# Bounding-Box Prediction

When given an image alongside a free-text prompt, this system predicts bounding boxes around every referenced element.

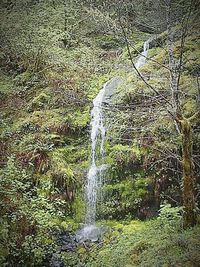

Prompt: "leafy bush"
[86,208,200,267]
[0,157,69,266]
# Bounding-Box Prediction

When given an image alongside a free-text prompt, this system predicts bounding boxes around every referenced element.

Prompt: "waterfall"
[135,40,150,69]
[85,77,122,226]
[85,81,107,225]
[76,39,149,242]
[76,77,122,242]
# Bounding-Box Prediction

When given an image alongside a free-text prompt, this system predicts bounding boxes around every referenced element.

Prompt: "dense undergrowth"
[85,206,200,267]
[0,0,200,266]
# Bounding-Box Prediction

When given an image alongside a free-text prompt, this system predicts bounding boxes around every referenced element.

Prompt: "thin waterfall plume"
[76,77,122,242]
[85,81,107,225]
[135,40,150,69]
[76,38,149,242]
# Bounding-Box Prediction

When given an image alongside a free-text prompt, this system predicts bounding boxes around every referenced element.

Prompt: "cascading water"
[76,40,150,242]
[135,40,150,69]
[76,77,122,242]
[85,81,107,226]
[85,77,123,224]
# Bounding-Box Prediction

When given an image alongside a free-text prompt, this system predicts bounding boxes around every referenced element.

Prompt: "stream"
[76,38,150,243]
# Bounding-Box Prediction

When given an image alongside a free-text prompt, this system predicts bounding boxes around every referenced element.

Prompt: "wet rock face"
[48,230,76,267]
[135,22,156,34]
[57,231,76,252]
[75,225,107,243]
[48,227,106,267]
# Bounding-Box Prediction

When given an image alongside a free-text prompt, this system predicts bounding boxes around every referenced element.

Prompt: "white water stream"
[85,81,107,225]
[76,77,121,242]
[135,40,150,69]
[76,39,150,242]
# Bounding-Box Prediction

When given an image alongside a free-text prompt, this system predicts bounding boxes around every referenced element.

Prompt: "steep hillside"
[0,0,200,266]
[98,21,200,221]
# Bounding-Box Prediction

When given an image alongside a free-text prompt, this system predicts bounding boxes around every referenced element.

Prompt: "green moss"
[1,5,199,266]
[151,49,166,64]
[51,149,73,172]
[30,92,50,111]
[149,30,167,48]
[0,72,14,94]
[120,31,150,62]
[148,47,163,58]
[13,71,32,86]
[86,216,200,267]
[13,107,90,137]
[52,145,89,165]
[87,74,111,100]
[72,196,85,223]
[99,172,149,220]
[183,99,196,117]
[96,34,123,50]
[69,108,90,128]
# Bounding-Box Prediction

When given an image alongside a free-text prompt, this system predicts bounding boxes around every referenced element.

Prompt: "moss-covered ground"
[0,1,200,266]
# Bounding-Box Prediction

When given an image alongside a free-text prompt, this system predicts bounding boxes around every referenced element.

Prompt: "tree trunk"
[180,118,197,228]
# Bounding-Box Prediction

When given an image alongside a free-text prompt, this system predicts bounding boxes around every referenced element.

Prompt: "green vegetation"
[0,0,200,266]
[86,206,200,267]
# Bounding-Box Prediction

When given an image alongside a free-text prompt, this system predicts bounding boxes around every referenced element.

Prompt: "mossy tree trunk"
[166,0,197,228]
[180,118,197,228]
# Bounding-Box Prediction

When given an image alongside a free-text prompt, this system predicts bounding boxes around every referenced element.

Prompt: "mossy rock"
[0,72,14,94]
[29,92,50,111]
[13,71,32,86]
[149,31,167,48]
[148,47,163,59]
[97,34,123,50]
